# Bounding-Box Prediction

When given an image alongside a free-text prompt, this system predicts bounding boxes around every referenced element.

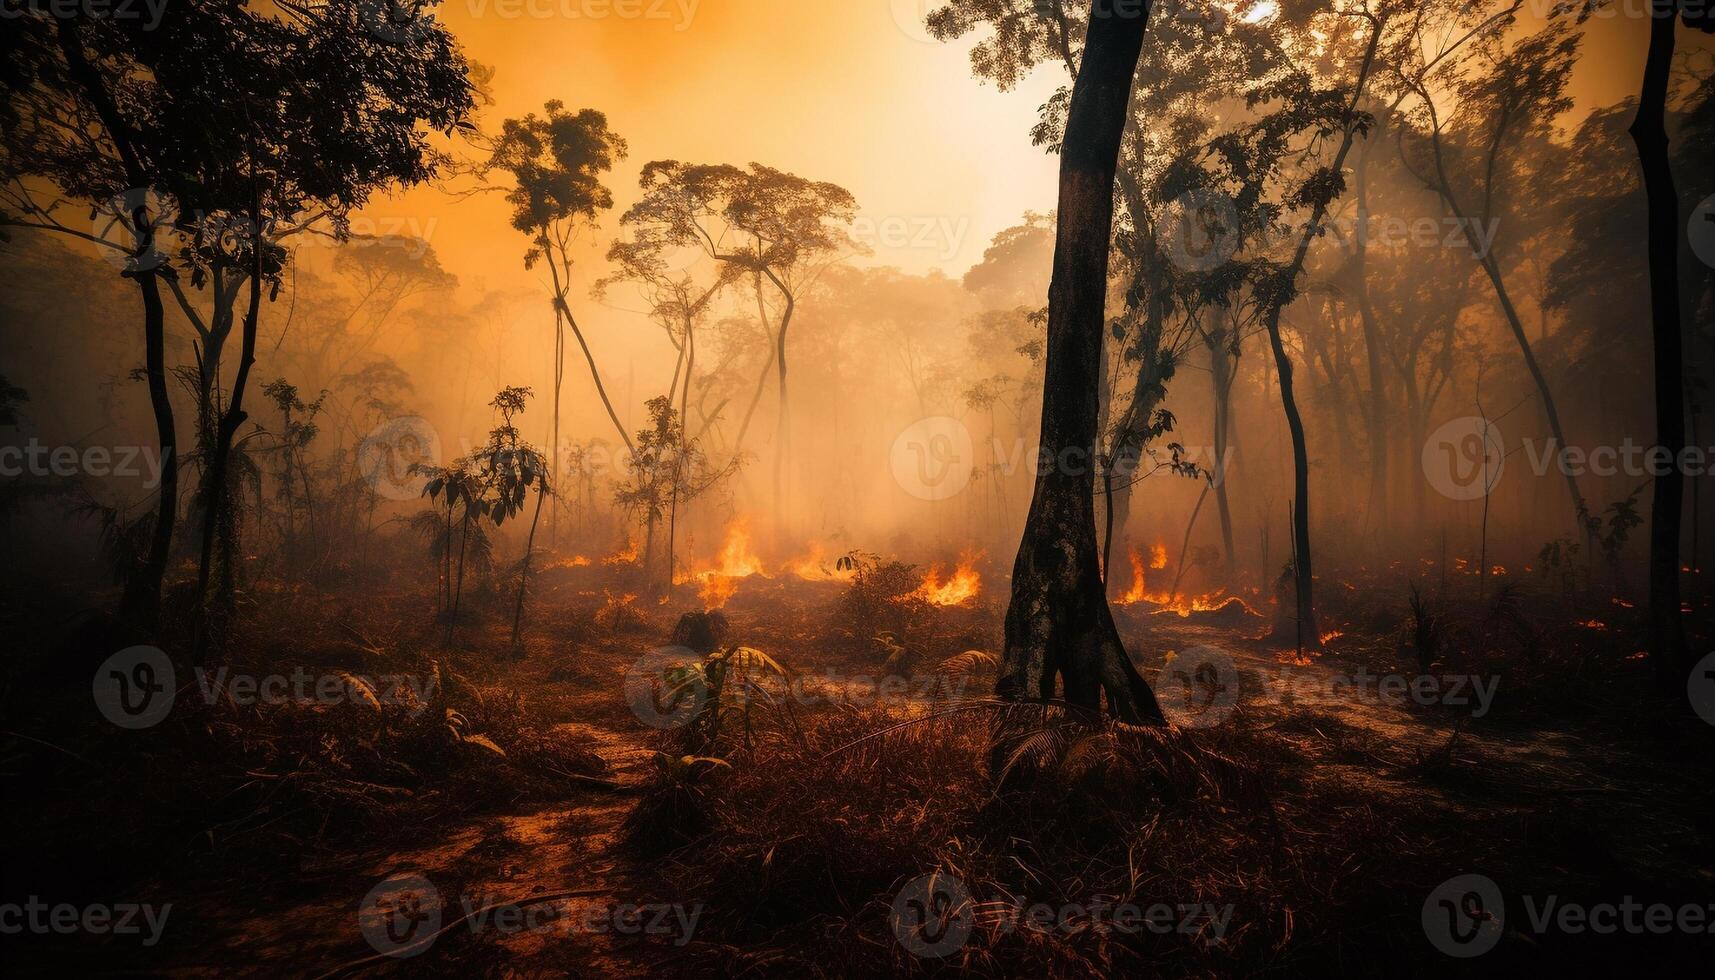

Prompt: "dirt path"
[171,716,664,978]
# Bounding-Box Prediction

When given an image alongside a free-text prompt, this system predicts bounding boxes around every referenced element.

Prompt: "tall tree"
[616,161,855,537]
[1,2,471,635]
[488,102,631,540]
[1629,2,1711,685]
[996,0,1164,724]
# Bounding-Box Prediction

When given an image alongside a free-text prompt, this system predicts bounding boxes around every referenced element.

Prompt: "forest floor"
[4,553,1715,977]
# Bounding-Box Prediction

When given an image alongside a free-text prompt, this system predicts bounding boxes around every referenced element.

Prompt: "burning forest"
[2,1,1714,977]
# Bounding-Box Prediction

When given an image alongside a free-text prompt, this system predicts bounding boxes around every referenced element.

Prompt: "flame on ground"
[681,522,766,610]
[915,553,982,606]
[545,554,592,570]
[1113,543,1246,617]
[782,542,854,582]
[603,540,639,566]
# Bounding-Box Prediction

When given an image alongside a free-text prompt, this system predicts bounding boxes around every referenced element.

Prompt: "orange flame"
[782,542,854,582]
[603,539,639,566]
[1112,543,1243,617]
[915,552,982,606]
[682,522,766,610]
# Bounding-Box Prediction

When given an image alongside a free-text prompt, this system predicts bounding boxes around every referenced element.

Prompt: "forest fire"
[914,554,982,606]
[5,3,1709,977]
[1111,544,1257,618]
[781,542,854,582]
[684,523,766,610]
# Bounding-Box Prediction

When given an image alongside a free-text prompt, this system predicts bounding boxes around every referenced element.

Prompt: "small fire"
[782,542,853,582]
[682,522,766,610]
[1112,543,1243,617]
[1319,629,1345,645]
[603,539,639,566]
[1576,619,1608,631]
[546,554,592,570]
[916,552,982,606]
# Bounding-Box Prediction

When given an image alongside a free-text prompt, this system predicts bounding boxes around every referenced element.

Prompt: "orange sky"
[381,0,1062,293]
[334,1,1689,438]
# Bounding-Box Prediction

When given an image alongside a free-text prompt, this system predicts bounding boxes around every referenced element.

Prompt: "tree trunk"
[192,199,264,665]
[1354,139,1389,535]
[997,0,1164,726]
[1255,13,1384,651]
[511,482,547,650]
[1629,0,1687,685]
[56,20,178,631]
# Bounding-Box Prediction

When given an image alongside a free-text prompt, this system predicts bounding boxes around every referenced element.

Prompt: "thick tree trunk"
[998,0,1163,725]
[1629,1,1687,684]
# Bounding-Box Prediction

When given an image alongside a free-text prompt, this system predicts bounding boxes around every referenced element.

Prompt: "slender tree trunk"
[1208,328,1237,576]
[1257,13,1384,650]
[447,510,472,644]
[666,314,695,599]
[193,197,265,665]
[1629,0,1688,684]
[511,482,547,650]
[1354,139,1389,535]
[998,0,1164,726]
[57,20,178,630]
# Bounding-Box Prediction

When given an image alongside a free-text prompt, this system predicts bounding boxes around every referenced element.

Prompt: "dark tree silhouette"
[996,0,1164,725]
[1630,2,1712,685]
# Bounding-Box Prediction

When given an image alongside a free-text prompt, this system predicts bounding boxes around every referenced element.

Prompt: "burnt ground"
[3,556,1714,977]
